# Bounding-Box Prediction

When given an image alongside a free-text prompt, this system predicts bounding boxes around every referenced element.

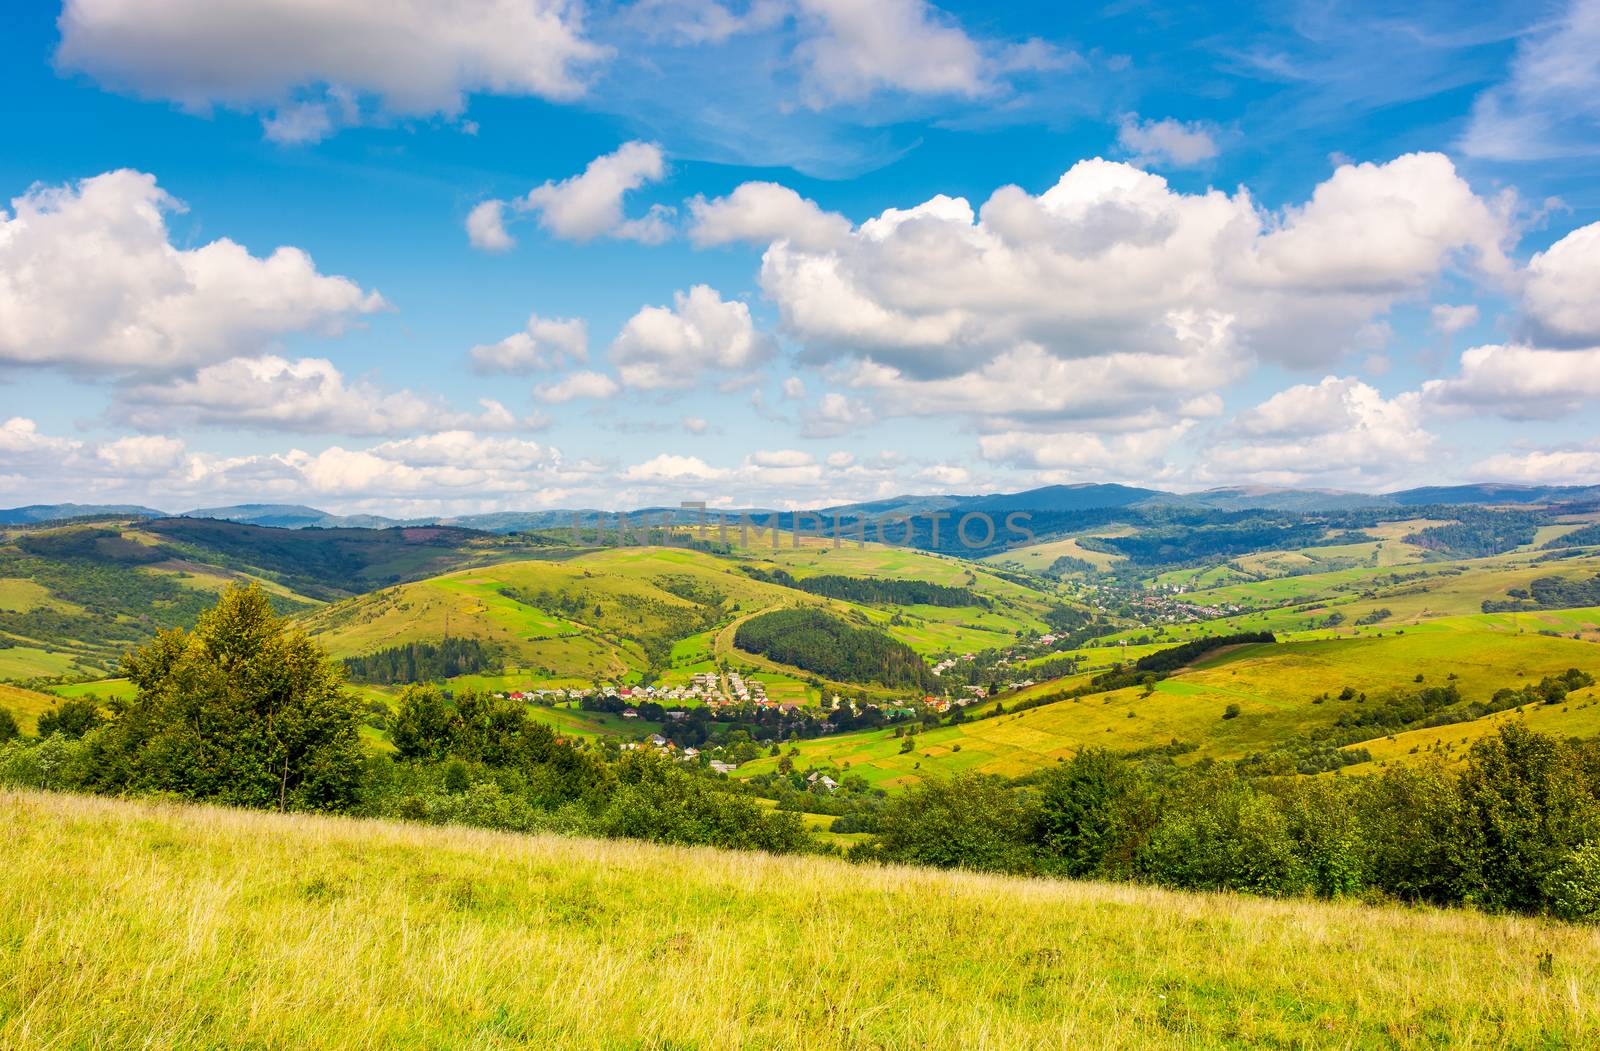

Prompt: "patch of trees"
[741,566,979,607]
[1354,608,1392,625]
[1045,556,1098,577]
[861,727,1600,918]
[1483,573,1600,613]
[1133,632,1276,675]
[342,638,499,684]
[1543,523,1600,550]
[735,608,934,690]
[1403,514,1538,558]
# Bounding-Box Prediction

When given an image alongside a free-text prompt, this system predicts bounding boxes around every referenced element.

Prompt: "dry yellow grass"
[4,790,1599,1048]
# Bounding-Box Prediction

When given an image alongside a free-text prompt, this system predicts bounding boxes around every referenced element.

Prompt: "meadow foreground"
[4,790,1598,1050]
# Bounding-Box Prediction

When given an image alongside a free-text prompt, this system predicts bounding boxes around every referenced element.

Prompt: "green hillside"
[4,790,1594,1050]
[737,613,1600,788]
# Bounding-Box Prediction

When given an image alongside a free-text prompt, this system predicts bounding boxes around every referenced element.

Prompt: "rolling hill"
[4,789,1594,1050]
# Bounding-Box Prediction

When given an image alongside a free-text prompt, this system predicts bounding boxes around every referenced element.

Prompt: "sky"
[2,0,1599,516]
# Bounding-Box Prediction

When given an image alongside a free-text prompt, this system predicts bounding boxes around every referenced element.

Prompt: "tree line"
[733,607,935,690]
[863,730,1600,919]
[741,566,980,608]
[342,637,499,684]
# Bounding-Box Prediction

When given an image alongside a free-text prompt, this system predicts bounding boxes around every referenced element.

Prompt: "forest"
[733,607,936,690]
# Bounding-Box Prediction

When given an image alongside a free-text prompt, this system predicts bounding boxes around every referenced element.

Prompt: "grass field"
[0,684,60,735]
[3,790,1597,1049]
[741,616,1600,788]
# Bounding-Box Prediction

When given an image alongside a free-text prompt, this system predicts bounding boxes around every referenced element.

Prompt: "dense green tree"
[0,706,19,744]
[872,774,1040,873]
[1454,725,1600,913]
[1032,749,1149,878]
[88,583,366,811]
[388,684,457,762]
[37,698,102,740]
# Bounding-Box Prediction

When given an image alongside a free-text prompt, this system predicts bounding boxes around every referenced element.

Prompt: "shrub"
[37,699,102,740]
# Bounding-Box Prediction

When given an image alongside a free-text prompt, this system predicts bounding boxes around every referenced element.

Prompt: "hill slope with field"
[4,789,1595,1050]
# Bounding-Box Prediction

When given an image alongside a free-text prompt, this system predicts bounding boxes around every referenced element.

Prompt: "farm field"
[1346,684,1600,770]
[4,790,1597,1050]
[739,617,1600,787]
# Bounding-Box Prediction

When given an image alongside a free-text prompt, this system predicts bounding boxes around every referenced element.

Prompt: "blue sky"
[2,0,1599,514]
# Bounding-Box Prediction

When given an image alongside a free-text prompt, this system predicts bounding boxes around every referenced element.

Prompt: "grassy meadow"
[4,789,1599,1050]
[740,615,1600,787]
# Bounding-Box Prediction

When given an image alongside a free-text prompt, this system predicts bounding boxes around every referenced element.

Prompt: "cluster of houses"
[931,653,977,676]
[619,733,739,775]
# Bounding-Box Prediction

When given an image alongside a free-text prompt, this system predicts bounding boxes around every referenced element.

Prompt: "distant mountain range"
[5,482,1599,533]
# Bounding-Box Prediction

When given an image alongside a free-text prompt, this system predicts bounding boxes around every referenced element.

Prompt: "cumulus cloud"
[610,285,772,388]
[1116,115,1220,168]
[1431,303,1481,335]
[1202,376,1433,486]
[978,423,1193,481]
[0,169,384,372]
[56,0,609,141]
[0,417,594,511]
[793,0,988,107]
[534,370,621,403]
[470,314,589,374]
[622,453,730,482]
[1469,446,1600,485]
[840,314,1242,434]
[1522,221,1600,346]
[114,355,530,435]
[466,200,515,252]
[513,141,672,244]
[1459,0,1600,162]
[800,391,875,438]
[758,153,1512,397]
[688,181,852,250]
[1422,343,1600,420]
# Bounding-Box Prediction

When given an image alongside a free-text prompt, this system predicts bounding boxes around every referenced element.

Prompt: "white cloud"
[794,0,987,107]
[1523,221,1600,345]
[57,0,609,141]
[915,463,971,486]
[470,314,589,374]
[622,453,730,482]
[95,434,189,475]
[1202,377,1433,486]
[781,375,807,399]
[1116,115,1220,167]
[610,285,772,388]
[1422,343,1600,420]
[979,423,1193,481]
[114,355,529,435]
[801,391,875,438]
[688,182,851,250]
[840,316,1243,433]
[466,200,515,252]
[0,170,384,372]
[628,0,788,44]
[1469,446,1600,485]
[535,370,621,403]
[1459,0,1600,162]
[515,141,671,244]
[758,153,1512,397]
[1430,303,1481,335]
[681,415,710,434]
